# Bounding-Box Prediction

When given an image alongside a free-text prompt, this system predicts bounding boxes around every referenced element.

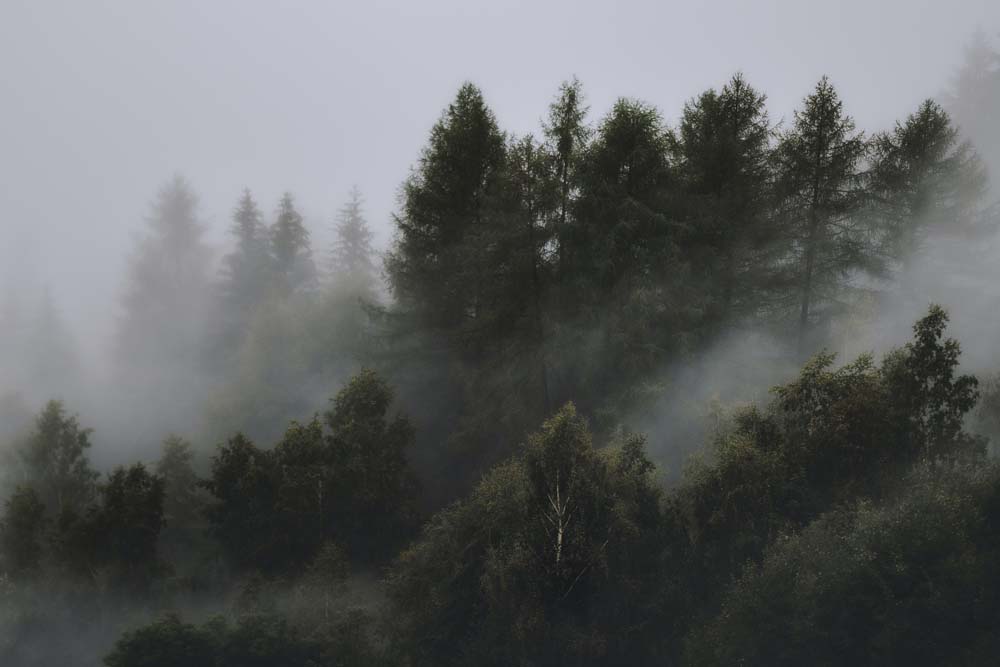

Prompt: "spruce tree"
[946,31,1000,193]
[269,192,317,294]
[221,189,272,324]
[116,175,213,395]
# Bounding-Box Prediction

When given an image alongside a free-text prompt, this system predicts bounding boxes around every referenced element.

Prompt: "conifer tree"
[386,82,507,339]
[115,175,214,414]
[221,189,272,324]
[542,77,590,276]
[329,186,376,294]
[869,99,987,262]
[773,77,871,350]
[269,192,317,294]
[946,31,1000,193]
[673,73,778,329]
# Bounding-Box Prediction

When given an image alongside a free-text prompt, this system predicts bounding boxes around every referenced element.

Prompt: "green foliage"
[687,464,1000,666]
[672,72,779,328]
[667,305,984,656]
[0,487,46,576]
[205,370,418,572]
[203,433,280,572]
[156,435,202,529]
[773,77,872,346]
[869,99,987,260]
[386,82,506,334]
[105,613,217,667]
[12,400,98,515]
[324,368,419,560]
[53,463,166,589]
[105,611,385,667]
[388,404,666,666]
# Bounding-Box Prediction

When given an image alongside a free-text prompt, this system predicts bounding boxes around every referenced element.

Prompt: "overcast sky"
[2,0,999,361]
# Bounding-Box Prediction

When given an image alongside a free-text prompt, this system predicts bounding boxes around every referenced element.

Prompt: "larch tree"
[773,77,871,352]
[386,82,507,343]
[869,99,987,263]
[542,77,590,279]
[673,72,778,330]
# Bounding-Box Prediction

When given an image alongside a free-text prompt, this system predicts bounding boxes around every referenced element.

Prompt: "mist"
[3,1,1000,665]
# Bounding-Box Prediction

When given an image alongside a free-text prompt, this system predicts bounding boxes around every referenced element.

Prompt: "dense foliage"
[2,38,1000,665]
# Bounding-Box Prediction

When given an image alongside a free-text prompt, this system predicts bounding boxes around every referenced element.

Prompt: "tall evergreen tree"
[568,97,687,389]
[27,287,80,401]
[542,77,590,277]
[673,73,778,329]
[773,77,872,351]
[221,189,272,325]
[946,31,1000,193]
[386,82,507,340]
[115,176,214,443]
[573,98,675,296]
[270,192,317,294]
[0,486,46,576]
[329,186,376,294]
[869,99,987,262]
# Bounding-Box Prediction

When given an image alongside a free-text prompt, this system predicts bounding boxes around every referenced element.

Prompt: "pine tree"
[774,77,871,351]
[270,192,317,294]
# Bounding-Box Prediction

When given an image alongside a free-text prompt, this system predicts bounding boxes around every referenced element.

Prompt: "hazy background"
[3,0,999,373]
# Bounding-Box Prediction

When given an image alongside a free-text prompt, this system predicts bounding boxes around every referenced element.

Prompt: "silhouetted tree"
[270,192,317,294]
[0,486,46,576]
[773,77,871,351]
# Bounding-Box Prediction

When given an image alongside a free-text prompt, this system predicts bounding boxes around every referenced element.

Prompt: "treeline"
[382,71,990,490]
[3,307,1000,665]
[1,36,1000,666]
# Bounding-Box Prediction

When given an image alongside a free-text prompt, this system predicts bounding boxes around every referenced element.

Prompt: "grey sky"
[2,0,998,363]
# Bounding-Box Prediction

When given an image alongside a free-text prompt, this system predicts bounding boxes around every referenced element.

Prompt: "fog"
[2,0,998,358]
[4,2,1000,665]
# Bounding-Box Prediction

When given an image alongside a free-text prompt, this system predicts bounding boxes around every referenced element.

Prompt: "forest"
[3,28,1000,667]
